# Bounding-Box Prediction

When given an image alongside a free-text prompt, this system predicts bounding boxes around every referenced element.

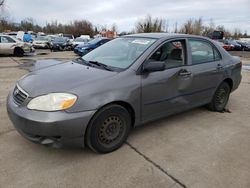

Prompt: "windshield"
[36,36,47,41]
[64,34,73,39]
[54,37,67,43]
[87,38,103,45]
[229,40,238,45]
[75,37,87,42]
[82,37,156,69]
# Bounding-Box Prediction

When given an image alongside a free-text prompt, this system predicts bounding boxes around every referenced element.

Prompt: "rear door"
[185,38,224,106]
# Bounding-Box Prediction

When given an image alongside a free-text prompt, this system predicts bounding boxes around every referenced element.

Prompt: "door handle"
[217,64,223,70]
[179,70,192,76]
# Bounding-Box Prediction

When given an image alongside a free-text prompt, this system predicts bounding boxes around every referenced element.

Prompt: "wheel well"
[102,101,135,128]
[223,78,233,90]
[84,101,136,145]
[14,47,23,52]
[14,47,24,54]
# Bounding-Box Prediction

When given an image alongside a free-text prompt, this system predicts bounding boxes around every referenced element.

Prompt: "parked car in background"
[33,36,51,49]
[74,37,110,56]
[0,34,34,56]
[47,35,58,42]
[224,40,242,51]
[6,32,18,38]
[207,30,224,40]
[80,35,91,40]
[236,41,250,51]
[63,34,74,42]
[16,31,25,41]
[51,37,73,51]
[216,41,233,51]
[72,37,89,48]
[7,33,242,153]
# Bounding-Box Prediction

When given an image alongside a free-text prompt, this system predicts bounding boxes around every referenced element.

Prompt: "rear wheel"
[14,48,24,57]
[86,105,131,153]
[208,82,231,112]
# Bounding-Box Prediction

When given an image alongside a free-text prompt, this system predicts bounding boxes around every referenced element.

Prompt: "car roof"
[0,34,16,38]
[124,33,209,40]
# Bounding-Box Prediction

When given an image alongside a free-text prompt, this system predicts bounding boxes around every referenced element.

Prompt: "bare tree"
[179,19,193,34]
[174,22,178,33]
[135,15,165,33]
[111,23,118,33]
[0,0,5,7]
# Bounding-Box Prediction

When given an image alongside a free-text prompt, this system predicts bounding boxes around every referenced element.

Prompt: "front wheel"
[208,82,231,112]
[86,105,131,153]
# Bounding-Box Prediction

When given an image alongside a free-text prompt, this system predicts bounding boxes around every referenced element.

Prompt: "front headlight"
[27,93,77,111]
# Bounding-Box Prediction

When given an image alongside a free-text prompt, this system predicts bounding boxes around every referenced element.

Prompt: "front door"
[141,39,193,122]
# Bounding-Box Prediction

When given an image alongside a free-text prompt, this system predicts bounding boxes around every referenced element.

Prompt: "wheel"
[208,82,231,112]
[86,105,131,153]
[14,48,24,57]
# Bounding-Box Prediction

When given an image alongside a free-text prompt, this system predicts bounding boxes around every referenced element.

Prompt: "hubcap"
[98,116,124,145]
[215,87,229,107]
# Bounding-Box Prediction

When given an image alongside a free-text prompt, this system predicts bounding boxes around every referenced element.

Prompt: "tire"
[86,104,131,153]
[14,48,24,57]
[208,82,231,112]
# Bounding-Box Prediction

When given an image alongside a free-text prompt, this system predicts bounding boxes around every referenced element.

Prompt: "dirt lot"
[0,50,250,188]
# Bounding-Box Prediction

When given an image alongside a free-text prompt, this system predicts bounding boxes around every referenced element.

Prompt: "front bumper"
[74,48,88,56]
[33,43,48,48]
[7,92,96,148]
[23,46,35,53]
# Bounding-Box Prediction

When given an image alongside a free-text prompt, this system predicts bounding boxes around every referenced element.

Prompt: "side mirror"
[143,61,165,73]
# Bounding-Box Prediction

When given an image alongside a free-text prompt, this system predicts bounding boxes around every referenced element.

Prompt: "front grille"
[13,85,28,105]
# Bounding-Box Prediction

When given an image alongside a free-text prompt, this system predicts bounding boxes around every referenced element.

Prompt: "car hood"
[34,40,47,43]
[52,42,65,45]
[18,61,117,97]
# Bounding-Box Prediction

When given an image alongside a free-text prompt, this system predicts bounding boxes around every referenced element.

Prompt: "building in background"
[101,31,117,39]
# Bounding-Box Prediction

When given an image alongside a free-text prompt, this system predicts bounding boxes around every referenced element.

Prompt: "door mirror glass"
[143,61,165,72]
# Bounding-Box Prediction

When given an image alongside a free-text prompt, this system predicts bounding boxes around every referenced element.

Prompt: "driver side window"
[149,40,185,69]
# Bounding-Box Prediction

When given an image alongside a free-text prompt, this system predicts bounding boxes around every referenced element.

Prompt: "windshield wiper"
[73,58,114,71]
[73,58,93,66]
[88,61,113,71]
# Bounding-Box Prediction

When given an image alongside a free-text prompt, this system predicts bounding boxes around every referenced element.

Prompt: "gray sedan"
[7,33,242,153]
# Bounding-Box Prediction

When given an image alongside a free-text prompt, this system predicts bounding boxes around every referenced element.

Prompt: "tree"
[135,15,165,33]
[0,0,5,7]
[111,23,118,32]
[193,17,203,35]
[179,19,193,34]
[20,18,35,31]
[174,22,178,33]
[243,31,248,38]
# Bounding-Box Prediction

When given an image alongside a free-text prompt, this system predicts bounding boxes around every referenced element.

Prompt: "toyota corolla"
[7,33,242,153]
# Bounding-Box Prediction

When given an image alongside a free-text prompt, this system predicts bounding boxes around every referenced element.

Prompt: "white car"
[33,36,51,49]
[0,35,34,57]
[72,37,89,48]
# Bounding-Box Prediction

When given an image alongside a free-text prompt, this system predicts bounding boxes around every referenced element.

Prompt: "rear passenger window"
[189,39,221,65]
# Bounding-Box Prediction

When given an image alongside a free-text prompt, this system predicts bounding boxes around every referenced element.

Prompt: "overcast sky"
[3,0,250,33]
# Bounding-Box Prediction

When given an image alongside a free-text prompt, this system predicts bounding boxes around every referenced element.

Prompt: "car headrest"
[169,49,182,60]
